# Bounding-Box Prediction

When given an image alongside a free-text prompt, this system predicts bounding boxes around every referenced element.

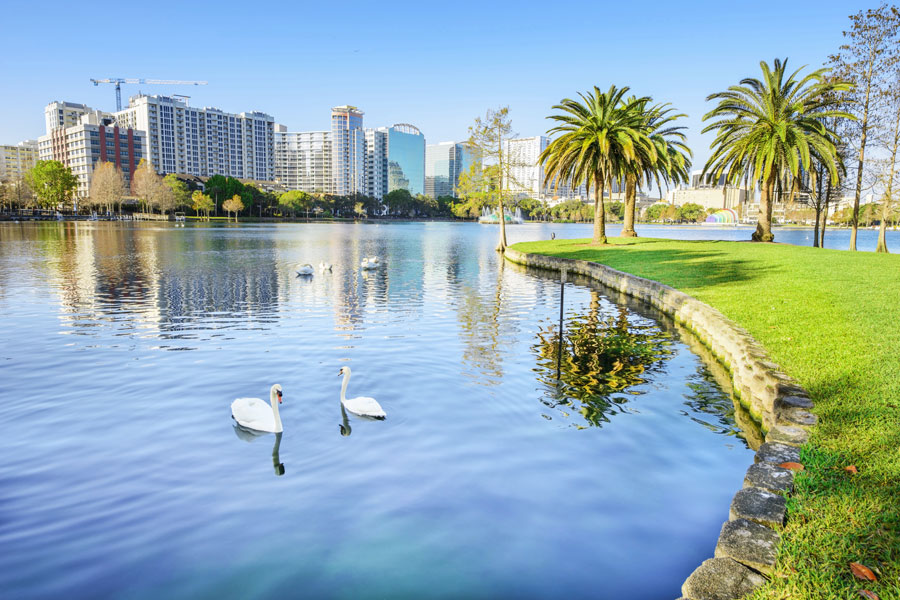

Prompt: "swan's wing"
[231,398,276,432]
[344,396,386,419]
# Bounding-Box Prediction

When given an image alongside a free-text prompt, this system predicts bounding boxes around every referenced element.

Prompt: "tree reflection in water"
[534,290,674,427]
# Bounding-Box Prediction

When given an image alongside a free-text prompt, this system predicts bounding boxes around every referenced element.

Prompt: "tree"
[467,107,516,252]
[874,66,900,252]
[88,162,125,214]
[223,194,244,222]
[278,190,313,218]
[131,160,174,214]
[24,160,77,210]
[702,58,852,242]
[541,86,656,244]
[645,203,666,222]
[677,203,706,223]
[191,190,214,220]
[164,174,191,211]
[384,188,415,216]
[830,3,900,250]
[622,100,692,237]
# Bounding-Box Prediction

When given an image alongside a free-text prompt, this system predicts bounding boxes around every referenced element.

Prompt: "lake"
[0,221,782,599]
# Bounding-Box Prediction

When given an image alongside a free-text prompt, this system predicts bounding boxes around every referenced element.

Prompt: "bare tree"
[830,3,900,250]
[467,107,517,252]
[88,162,125,214]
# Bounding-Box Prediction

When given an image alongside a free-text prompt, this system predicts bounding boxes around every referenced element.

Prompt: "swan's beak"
[277,390,283,404]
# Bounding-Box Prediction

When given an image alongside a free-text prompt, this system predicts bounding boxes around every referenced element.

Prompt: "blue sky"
[0,0,873,170]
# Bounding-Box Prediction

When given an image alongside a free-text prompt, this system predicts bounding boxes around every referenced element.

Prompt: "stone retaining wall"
[504,247,816,600]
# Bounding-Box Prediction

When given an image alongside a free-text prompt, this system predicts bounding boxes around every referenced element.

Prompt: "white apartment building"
[44,101,98,133]
[114,94,275,180]
[38,110,144,200]
[0,140,39,181]
[273,126,332,193]
[365,128,388,199]
[503,136,587,203]
[331,105,366,196]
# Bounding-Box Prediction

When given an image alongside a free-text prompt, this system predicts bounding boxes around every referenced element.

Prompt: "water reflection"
[534,290,674,427]
[339,404,352,437]
[233,426,285,477]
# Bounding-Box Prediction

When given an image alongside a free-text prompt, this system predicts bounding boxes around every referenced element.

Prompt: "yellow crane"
[90,78,208,111]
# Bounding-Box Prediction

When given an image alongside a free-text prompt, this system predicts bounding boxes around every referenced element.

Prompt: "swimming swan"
[361,258,377,270]
[231,384,284,433]
[366,256,380,264]
[339,366,386,419]
[319,262,333,272]
[296,264,314,276]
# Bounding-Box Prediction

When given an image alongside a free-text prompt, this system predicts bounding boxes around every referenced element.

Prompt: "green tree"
[645,203,666,222]
[467,107,516,252]
[164,174,191,211]
[830,3,900,250]
[278,190,313,218]
[677,202,706,222]
[702,58,852,242]
[541,86,656,244]
[25,160,77,209]
[384,188,415,216]
[223,194,244,222]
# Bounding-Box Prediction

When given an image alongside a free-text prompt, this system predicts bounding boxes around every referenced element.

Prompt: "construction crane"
[90,78,208,111]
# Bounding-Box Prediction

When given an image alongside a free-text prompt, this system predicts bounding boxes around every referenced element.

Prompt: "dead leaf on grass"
[850,562,877,582]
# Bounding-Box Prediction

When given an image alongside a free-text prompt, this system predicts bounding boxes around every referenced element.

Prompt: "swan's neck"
[340,372,350,403]
[270,390,283,433]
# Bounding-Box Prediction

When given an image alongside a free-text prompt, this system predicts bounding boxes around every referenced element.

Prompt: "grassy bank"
[512,237,899,599]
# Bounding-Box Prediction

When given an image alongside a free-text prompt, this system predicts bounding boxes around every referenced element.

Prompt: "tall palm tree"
[622,100,692,237]
[541,86,656,244]
[702,58,852,242]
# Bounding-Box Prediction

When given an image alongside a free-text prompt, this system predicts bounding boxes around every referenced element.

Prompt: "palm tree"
[541,86,656,244]
[622,100,692,237]
[702,58,852,242]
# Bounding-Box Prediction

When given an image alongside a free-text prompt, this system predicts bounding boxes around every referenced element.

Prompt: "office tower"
[330,105,366,195]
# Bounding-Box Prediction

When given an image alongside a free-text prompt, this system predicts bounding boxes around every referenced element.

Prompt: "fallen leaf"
[779,462,805,471]
[850,562,878,582]
[845,465,858,474]
[858,590,879,600]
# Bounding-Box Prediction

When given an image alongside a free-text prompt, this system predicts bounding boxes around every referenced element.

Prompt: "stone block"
[730,487,786,529]
[776,407,818,428]
[744,462,794,494]
[682,557,766,600]
[775,394,813,410]
[755,442,801,465]
[765,425,810,447]
[714,518,780,574]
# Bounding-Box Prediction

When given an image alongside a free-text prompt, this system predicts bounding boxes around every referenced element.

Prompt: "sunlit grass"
[513,237,900,599]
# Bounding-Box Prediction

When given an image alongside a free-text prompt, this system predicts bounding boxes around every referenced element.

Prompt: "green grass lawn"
[512,237,900,599]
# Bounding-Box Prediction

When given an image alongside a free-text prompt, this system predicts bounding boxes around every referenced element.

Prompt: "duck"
[361,258,377,270]
[339,366,386,419]
[231,384,284,433]
[296,264,315,276]
[319,262,333,272]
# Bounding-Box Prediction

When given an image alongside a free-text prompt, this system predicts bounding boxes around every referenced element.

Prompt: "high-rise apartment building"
[0,140,39,182]
[425,141,476,198]
[503,136,587,202]
[273,126,332,193]
[330,105,366,196]
[44,101,96,133]
[38,110,144,199]
[364,128,387,200]
[114,95,275,180]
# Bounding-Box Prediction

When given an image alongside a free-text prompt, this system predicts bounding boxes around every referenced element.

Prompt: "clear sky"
[0,0,874,172]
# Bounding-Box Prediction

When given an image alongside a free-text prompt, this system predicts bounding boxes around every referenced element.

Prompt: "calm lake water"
[0,222,767,599]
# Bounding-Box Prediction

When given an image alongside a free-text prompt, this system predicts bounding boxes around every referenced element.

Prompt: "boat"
[478,206,524,225]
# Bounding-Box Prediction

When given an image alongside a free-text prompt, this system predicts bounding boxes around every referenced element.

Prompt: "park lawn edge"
[511,236,900,599]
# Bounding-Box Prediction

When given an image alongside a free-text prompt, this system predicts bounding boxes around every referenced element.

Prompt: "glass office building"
[386,124,425,197]
[425,141,477,198]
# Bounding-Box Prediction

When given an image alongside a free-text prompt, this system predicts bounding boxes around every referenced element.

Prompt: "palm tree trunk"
[753,172,776,242]
[622,173,637,237]
[592,174,608,245]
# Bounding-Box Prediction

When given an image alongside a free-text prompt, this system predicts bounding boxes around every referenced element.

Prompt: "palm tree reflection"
[534,290,673,427]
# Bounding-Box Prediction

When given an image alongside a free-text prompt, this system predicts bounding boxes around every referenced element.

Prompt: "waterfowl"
[339,366,385,419]
[231,384,284,433]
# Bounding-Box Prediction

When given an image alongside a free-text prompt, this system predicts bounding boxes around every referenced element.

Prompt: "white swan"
[319,262,333,272]
[361,258,377,270]
[231,384,284,433]
[339,366,386,419]
[296,264,314,276]
[367,256,380,264]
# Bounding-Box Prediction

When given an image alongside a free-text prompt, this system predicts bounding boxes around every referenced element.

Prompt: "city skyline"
[0,0,871,171]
